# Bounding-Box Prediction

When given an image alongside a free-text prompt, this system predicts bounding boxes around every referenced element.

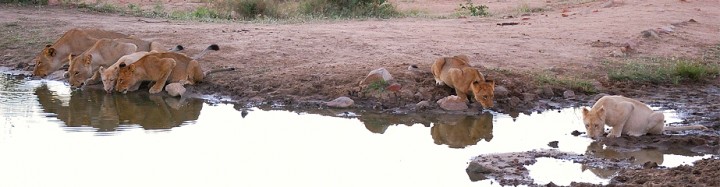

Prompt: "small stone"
[386,83,402,92]
[437,95,468,111]
[571,130,584,136]
[326,96,354,108]
[509,96,522,107]
[416,101,431,110]
[610,50,625,57]
[494,86,510,97]
[643,161,658,169]
[548,141,559,148]
[641,29,660,39]
[563,90,575,99]
[359,68,393,86]
[165,83,186,97]
[522,93,536,102]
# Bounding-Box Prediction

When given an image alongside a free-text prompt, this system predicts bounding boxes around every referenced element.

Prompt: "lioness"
[116,44,233,94]
[68,38,184,89]
[32,28,129,77]
[98,44,210,94]
[582,95,708,139]
[431,55,495,109]
[67,39,138,89]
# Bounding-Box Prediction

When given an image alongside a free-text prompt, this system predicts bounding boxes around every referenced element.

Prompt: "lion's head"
[98,66,115,93]
[32,45,60,78]
[67,54,94,89]
[115,62,138,94]
[582,106,606,139]
[463,67,495,109]
[471,79,495,109]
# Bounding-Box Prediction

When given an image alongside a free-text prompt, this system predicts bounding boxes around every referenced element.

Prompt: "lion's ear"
[45,44,52,48]
[67,54,73,63]
[128,64,136,72]
[47,47,56,57]
[84,54,93,66]
[98,66,105,72]
[597,106,606,120]
[582,108,590,117]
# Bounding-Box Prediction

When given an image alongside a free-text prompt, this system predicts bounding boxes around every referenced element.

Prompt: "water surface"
[0,74,708,187]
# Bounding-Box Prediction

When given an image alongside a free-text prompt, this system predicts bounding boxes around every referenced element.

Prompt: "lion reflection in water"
[431,113,494,148]
[34,85,202,131]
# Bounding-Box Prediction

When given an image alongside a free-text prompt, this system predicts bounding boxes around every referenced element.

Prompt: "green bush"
[607,58,719,84]
[458,1,488,16]
[215,0,280,20]
[300,0,399,18]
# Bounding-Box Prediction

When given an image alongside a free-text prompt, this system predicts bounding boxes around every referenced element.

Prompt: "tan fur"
[32,28,128,77]
[116,54,177,94]
[98,51,149,93]
[67,39,138,89]
[431,55,496,109]
[582,95,708,139]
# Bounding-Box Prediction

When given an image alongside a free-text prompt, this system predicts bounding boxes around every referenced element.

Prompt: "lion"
[32,28,129,77]
[67,38,184,90]
[115,44,234,94]
[96,51,149,93]
[67,39,138,89]
[431,54,495,109]
[97,43,211,94]
[582,95,708,139]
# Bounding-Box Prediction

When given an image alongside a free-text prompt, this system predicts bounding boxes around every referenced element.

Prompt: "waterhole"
[0,74,709,186]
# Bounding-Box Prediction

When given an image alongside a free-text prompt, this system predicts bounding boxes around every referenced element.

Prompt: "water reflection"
[431,113,493,148]
[582,141,707,179]
[34,84,203,132]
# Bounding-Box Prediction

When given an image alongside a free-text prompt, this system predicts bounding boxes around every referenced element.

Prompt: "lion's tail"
[664,125,708,132]
[204,67,236,76]
[192,44,220,60]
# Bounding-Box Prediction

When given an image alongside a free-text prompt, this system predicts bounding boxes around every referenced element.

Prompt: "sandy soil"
[1,0,719,186]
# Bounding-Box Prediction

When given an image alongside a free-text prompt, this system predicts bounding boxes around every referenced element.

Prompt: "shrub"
[300,0,399,18]
[458,1,488,16]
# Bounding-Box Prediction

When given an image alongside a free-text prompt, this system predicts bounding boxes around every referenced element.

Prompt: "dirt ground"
[1,0,719,186]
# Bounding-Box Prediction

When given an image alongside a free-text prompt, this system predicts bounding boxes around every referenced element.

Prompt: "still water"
[0,74,709,187]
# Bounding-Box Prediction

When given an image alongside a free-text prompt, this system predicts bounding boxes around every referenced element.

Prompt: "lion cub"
[582,95,708,139]
[431,55,495,109]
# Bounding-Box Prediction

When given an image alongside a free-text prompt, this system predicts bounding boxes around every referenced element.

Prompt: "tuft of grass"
[534,72,597,93]
[457,1,489,17]
[607,58,720,84]
[364,79,389,94]
[516,2,546,14]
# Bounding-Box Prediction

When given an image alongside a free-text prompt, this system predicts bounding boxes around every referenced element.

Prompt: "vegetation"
[534,72,597,93]
[516,2,545,14]
[0,0,47,5]
[457,1,489,17]
[300,0,399,18]
[364,79,389,94]
[607,58,720,84]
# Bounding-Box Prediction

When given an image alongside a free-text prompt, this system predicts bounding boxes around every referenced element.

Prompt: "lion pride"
[32,28,128,77]
[431,55,495,109]
[582,95,708,139]
[67,39,138,89]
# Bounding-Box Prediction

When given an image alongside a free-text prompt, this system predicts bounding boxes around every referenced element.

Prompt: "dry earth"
[1,0,719,186]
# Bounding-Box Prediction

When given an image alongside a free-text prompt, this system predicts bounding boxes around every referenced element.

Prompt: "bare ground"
[1,0,720,186]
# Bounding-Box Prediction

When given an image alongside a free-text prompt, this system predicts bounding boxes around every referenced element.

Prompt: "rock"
[416,101,431,110]
[326,96,354,108]
[522,93,536,102]
[386,83,402,92]
[591,80,605,92]
[657,26,674,34]
[642,161,658,169]
[509,96,522,107]
[437,95,468,111]
[535,86,554,98]
[548,141,559,148]
[571,130,584,136]
[249,96,265,103]
[563,90,575,99]
[407,64,419,71]
[610,50,626,57]
[359,68,393,86]
[592,93,609,102]
[494,86,510,97]
[641,29,660,39]
[165,83,186,97]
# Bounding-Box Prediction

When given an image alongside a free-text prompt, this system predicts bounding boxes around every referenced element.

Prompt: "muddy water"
[0,74,709,187]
